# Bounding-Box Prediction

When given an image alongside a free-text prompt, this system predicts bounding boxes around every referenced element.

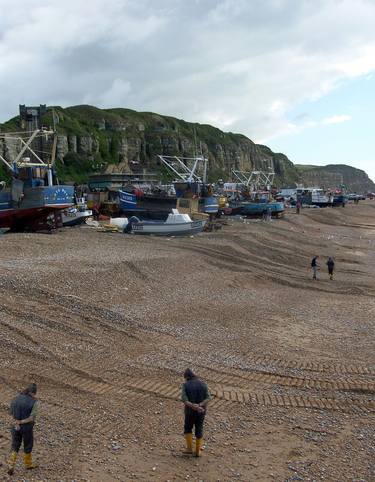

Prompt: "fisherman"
[311,255,319,280]
[92,203,100,221]
[7,383,39,475]
[181,368,211,457]
[327,257,335,280]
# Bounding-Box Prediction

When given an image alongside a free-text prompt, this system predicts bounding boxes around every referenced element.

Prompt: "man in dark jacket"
[311,255,319,280]
[181,368,211,457]
[7,383,39,475]
[327,257,335,280]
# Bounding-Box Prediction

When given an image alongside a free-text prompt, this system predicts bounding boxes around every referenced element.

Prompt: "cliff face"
[0,105,373,193]
[296,165,375,193]
[0,105,300,186]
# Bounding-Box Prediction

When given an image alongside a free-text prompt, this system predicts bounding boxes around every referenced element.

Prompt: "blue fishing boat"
[173,180,219,215]
[120,154,219,218]
[241,201,285,216]
[0,175,75,230]
[226,169,284,217]
[333,193,348,207]
[119,188,177,219]
[0,125,75,230]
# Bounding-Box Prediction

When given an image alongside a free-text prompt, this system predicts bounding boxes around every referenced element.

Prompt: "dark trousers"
[184,409,205,438]
[11,423,34,454]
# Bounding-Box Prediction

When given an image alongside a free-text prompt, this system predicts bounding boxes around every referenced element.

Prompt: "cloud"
[322,114,351,125]
[0,0,374,146]
[84,79,132,108]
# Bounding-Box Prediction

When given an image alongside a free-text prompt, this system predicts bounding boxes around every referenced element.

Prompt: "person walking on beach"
[311,255,319,280]
[181,368,211,457]
[327,257,335,280]
[296,200,301,214]
[7,383,39,475]
[92,203,100,221]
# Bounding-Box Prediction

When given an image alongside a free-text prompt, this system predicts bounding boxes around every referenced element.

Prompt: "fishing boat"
[119,185,177,219]
[332,191,348,207]
[127,209,206,236]
[0,178,75,231]
[241,200,285,216]
[0,105,75,230]
[296,188,333,207]
[226,170,284,216]
[0,129,75,231]
[173,180,219,215]
[61,198,92,226]
[158,155,219,216]
[120,155,219,218]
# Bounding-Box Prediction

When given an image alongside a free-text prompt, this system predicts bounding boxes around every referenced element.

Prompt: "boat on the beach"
[0,106,75,231]
[0,180,75,231]
[61,198,92,226]
[223,171,284,216]
[296,188,333,207]
[240,200,285,216]
[119,185,177,219]
[157,155,219,216]
[0,146,75,230]
[119,155,219,219]
[332,192,348,207]
[126,209,206,236]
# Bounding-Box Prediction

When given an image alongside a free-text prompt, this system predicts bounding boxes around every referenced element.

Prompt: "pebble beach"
[0,202,374,481]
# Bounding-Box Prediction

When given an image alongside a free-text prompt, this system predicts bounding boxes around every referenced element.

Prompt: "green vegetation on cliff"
[0,105,373,192]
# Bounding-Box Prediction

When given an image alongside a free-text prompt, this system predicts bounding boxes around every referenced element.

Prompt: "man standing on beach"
[311,255,319,280]
[181,369,211,457]
[327,257,335,280]
[7,383,39,475]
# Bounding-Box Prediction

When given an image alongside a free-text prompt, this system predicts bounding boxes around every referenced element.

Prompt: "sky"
[0,0,375,180]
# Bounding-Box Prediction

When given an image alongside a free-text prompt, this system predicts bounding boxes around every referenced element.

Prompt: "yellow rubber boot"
[24,452,38,470]
[195,438,203,457]
[183,433,193,454]
[7,451,17,475]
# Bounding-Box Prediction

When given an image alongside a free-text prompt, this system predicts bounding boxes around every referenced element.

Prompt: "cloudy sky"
[1,0,375,180]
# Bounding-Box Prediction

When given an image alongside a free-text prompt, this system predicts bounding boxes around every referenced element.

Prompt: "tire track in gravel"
[184,363,375,395]
[2,367,374,415]
[240,351,375,376]
[0,283,141,341]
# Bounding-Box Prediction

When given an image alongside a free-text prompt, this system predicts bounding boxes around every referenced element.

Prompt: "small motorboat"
[126,209,206,236]
[62,198,92,226]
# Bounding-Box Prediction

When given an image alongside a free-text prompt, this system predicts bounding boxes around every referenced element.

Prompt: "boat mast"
[232,168,275,192]
[0,128,56,179]
[0,105,58,185]
[157,155,207,183]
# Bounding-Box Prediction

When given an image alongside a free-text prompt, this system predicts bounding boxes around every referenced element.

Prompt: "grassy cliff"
[0,105,373,192]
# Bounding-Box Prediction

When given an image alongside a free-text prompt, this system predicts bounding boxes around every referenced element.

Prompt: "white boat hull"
[131,219,206,236]
[62,209,92,226]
